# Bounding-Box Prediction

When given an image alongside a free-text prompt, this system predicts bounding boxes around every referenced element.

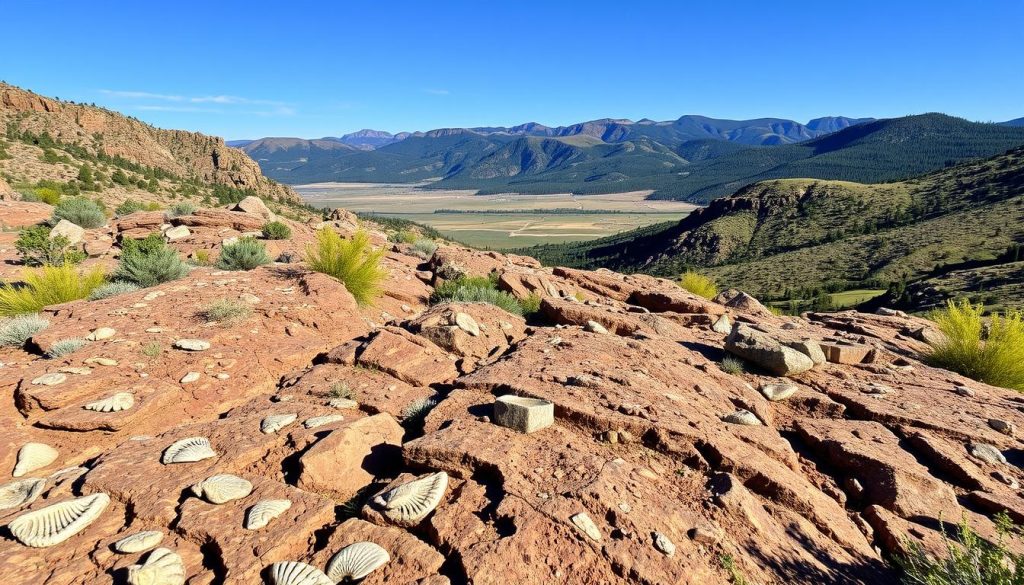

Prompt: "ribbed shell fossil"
[12,442,59,477]
[127,547,185,585]
[325,541,390,581]
[245,498,292,530]
[372,471,448,524]
[261,413,297,434]
[8,493,110,547]
[303,414,344,429]
[83,392,135,413]
[161,437,216,464]
[191,474,253,504]
[0,478,45,511]
[267,561,333,585]
[114,530,164,553]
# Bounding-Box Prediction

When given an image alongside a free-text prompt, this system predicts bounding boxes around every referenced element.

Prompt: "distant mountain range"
[239,114,1024,202]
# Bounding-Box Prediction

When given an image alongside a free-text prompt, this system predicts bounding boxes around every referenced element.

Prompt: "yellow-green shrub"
[305,229,386,306]
[0,264,106,316]
[679,271,718,299]
[927,299,1024,391]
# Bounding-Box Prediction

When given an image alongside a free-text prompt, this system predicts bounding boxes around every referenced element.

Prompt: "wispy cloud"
[99,89,294,115]
[423,88,450,96]
[132,105,221,113]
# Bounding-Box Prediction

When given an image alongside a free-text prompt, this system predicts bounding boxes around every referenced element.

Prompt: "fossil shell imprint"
[0,478,46,511]
[127,547,186,585]
[161,437,216,464]
[372,471,448,524]
[267,561,334,585]
[83,392,135,413]
[303,414,344,429]
[245,498,292,530]
[261,413,297,434]
[12,442,59,477]
[114,530,164,553]
[325,541,391,581]
[8,493,110,547]
[191,474,253,504]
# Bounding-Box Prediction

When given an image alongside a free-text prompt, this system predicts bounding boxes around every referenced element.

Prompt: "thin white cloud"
[132,105,221,113]
[423,88,450,96]
[99,89,290,107]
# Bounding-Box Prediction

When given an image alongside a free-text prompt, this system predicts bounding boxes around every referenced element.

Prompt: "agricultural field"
[295,182,697,249]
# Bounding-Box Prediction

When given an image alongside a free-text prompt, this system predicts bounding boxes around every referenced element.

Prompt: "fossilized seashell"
[267,561,333,585]
[0,478,45,511]
[8,493,110,547]
[325,541,390,581]
[190,474,253,504]
[127,547,185,585]
[161,437,216,464]
[260,413,297,434]
[13,442,59,477]
[83,391,135,413]
[114,530,164,553]
[303,414,344,429]
[244,498,292,529]
[372,471,448,524]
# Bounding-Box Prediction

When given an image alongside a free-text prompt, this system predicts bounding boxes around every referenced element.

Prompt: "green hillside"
[521,146,1024,311]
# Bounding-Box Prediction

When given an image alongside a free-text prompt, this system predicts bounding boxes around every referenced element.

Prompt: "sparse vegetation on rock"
[430,274,530,316]
[46,337,89,358]
[305,229,385,306]
[201,298,253,325]
[0,264,105,316]
[896,512,1024,584]
[927,299,1024,391]
[14,225,85,267]
[0,313,49,347]
[216,237,270,271]
[113,234,189,287]
[679,271,718,299]
[88,281,141,301]
[167,202,196,218]
[261,220,291,240]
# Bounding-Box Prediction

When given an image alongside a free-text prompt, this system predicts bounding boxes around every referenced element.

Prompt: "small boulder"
[50,219,85,245]
[493,395,554,434]
[725,323,814,376]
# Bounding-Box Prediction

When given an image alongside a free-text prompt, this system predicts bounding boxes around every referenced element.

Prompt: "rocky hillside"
[2,197,1024,583]
[0,83,299,211]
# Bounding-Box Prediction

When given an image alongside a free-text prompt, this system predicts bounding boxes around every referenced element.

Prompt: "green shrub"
[328,381,354,399]
[113,235,189,287]
[88,281,140,300]
[0,264,106,316]
[679,271,718,299]
[0,314,49,347]
[216,237,270,271]
[430,274,529,316]
[115,200,161,216]
[34,187,61,205]
[927,300,1024,391]
[201,298,253,325]
[167,202,196,218]
[896,512,1024,584]
[519,293,542,316]
[52,197,106,228]
[305,229,386,306]
[720,355,746,375]
[14,225,85,267]
[47,338,89,359]
[262,220,292,240]
[190,249,212,266]
[410,238,438,260]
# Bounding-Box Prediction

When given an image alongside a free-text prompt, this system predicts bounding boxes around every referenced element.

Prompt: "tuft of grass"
[720,355,746,375]
[47,337,90,358]
[393,229,419,244]
[190,249,212,266]
[896,512,1024,584]
[114,235,189,288]
[15,225,85,267]
[401,397,439,428]
[410,238,438,260]
[927,299,1024,391]
[261,220,292,240]
[216,237,270,271]
[519,293,542,316]
[88,281,140,300]
[141,341,162,357]
[305,229,386,306]
[201,298,253,325]
[430,274,532,316]
[0,314,49,347]
[52,197,106,229]
[720,554,749,585]
[679,271,718,299]
[0,264,106,316]
[328,382,354,399]
[167,202,196,218]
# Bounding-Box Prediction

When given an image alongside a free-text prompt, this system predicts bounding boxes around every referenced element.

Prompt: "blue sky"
[3,1,1022,140]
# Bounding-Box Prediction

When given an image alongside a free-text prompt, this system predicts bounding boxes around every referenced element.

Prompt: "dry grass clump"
[927,299,1024,391]
[679,271,718,299]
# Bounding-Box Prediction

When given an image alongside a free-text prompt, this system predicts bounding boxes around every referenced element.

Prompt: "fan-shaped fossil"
[12,442,59,477]
[161,437,216,464]
[114,530,164,553]
[261,413,297,434]
[191,474,253,504]
[8,492,110,547]
[0,478,45,511]
[325,541,390,581]
[372,471,448,525]
[303,414,344,429]
[245,498,292,529]
[127,547,185,585]
[83,392,135,413]
[267,561,334,585]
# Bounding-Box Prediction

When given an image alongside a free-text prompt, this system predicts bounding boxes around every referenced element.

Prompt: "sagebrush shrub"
[720,355,746,375]
[411,238,438,260]
[897,512,1024,584]
[216,237,270,271]
[679,271,718,299]
[430,274,531,316]
[305,229,385,306]
[47,338,90,358]
[88,281,141,300]
[15,225,85,266]
[113,234,189,287]
[52,197,106,228]
[0,264,106,316]
[168,202,196,217]
[262,220,292,240]
[0,314,49,347]
[927,299,1024,391]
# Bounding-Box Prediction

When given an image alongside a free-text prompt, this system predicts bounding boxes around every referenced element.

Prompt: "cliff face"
[0,83,297,203]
